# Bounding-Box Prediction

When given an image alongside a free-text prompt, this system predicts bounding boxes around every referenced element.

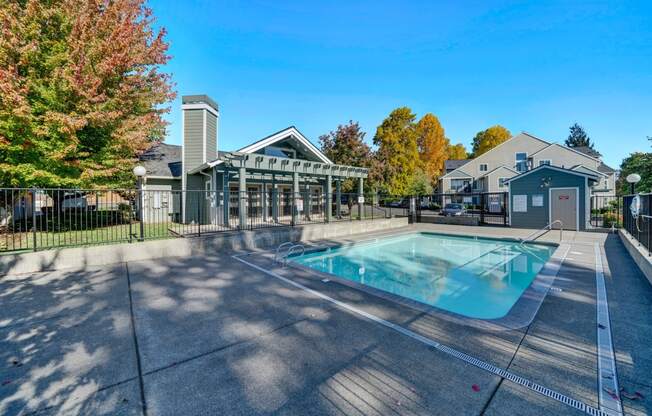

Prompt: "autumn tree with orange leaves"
[0,0,175,188]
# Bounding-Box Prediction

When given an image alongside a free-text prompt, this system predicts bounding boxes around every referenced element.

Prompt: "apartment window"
[479,164,488,172]
[450,179,470,192]
[539,159,551,166]
[498,177,509,188]
[515,152,528,172]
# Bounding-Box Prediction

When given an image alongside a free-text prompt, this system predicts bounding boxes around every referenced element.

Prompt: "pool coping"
[281,230,570,331]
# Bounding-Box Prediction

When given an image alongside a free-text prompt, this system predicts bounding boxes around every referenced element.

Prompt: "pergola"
[189,151,369,228]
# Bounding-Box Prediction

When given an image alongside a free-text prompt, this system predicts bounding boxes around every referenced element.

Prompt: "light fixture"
[133,165,146,177]
[626,173,641,194]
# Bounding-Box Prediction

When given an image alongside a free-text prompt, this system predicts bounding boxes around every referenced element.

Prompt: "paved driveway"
[1,226,650,415]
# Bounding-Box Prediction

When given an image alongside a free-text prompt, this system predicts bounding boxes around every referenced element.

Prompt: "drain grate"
[233,253,616,416]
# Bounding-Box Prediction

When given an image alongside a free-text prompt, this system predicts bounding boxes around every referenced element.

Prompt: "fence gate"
[590,195,620,228]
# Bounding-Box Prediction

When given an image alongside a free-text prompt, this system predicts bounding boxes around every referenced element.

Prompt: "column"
[336,179,342,219]
[326,174,332,222]
[358,177,364,220]
[262,178,267,223]
[271,174,279,223]
[223,170,230,226]
[304,179,311,221]
[238,166,247,229]
[292,171,299,225]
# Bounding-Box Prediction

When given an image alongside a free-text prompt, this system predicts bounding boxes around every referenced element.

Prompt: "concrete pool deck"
[0,224,650,415]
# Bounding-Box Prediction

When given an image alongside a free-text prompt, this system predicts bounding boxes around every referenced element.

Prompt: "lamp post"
[626,173,641,195]
[133,165,146,241]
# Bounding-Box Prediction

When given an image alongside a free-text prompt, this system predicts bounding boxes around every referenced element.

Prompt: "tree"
[319,121,371,192]
[446,143,468,160]
[471,125,511,157]
[565,123,593,148]
[407,168,433,195]
[617,152,652,195]
[372,107,419,195]
[415,113,448,186]
[0,0,175,189]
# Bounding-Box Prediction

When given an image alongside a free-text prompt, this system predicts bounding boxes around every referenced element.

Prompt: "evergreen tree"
[416,113,448,186]
[0,0,175,188]
[565,123,593,148]
[471,125,511,156]
[372,107,419,195]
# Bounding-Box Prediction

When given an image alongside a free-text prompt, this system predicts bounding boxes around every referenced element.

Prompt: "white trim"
[508,181,512,225]
[181,103,219,117]
[529,142,602,163]
[238,127,333,164]
[439,168,474,179]
[549,187,580,231]
[147,175,181,180]
[505,164,599,183]
[571,164,608,178]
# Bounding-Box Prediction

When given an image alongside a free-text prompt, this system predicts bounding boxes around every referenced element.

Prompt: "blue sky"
[149,0,651,168]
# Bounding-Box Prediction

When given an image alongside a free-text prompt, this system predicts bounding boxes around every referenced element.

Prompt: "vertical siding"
[183,109,204,172]
[510,169,587,230]
[206,111,217,162]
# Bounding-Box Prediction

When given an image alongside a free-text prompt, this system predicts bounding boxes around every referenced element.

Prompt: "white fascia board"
[182,103,219,118]
[238,127,333,164]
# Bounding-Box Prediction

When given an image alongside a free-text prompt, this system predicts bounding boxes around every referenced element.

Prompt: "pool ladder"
[520,220,563,245]
[274,242,305,267]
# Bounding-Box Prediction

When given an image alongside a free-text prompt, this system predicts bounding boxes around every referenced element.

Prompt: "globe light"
[626,173,641,184]
[132,165,147,177]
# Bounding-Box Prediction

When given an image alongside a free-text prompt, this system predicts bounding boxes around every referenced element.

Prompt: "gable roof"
[444,159,470,171]
[597,162,616,174]
[573,146,602,159]
[139,142,182,178]
[440,168,474,179]
[505,164,600,183]
[529,142,602,163]
[570,164,607,178]
[237,126,332,164]
[478,165,519,179]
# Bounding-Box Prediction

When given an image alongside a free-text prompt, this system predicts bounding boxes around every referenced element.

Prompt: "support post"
[304,179,310,221]
[31,189,37,251]
[336,180,342,219]
[326,174,332,223]
[238,166,247,230]
[223,171,230,226]
[292,171,299,225]
[271,174,279,223]
[262,178,268,223]
[358,177,364,220]
[137,177,144,241]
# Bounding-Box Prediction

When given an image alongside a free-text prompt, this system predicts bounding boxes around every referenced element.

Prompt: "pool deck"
[1,224,651,415]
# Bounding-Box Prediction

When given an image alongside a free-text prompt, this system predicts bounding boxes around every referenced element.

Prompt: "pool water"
[290,233,555,319]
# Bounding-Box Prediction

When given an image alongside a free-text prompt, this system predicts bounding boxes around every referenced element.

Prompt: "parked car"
[61,192,95,212]
[388,198,408,208]
[440,203,466,216]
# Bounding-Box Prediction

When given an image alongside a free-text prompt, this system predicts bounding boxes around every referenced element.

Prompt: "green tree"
[471,125,511,156]
[617,152,652,195]
[319,121,371,192]
[407,168,433,195]
[372,107,419,195]
[565,123,593,148]
[416,113,448,186]
[446,142,468,160]
[0,0,175,188]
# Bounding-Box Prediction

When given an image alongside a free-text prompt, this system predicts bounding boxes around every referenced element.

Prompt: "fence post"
[31,188,37,251]
[479,193,485,225]
[137,177,144,241]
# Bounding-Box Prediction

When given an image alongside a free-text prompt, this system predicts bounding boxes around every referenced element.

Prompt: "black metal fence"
[623,193,651,255]
[590,195,621,228]
[413,192,510,226]
[0,188,396,253]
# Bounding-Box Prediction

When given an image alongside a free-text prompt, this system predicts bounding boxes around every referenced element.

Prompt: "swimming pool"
[289,233,556,319]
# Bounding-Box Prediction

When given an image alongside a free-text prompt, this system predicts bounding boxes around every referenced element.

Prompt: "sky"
[148,0,652,169]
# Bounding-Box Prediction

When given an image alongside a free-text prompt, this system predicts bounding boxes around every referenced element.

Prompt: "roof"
[570,164,607,178]
[505,164,600,184]
[139,143,182,178]
[572,146,602,159]
[597,162,616,174]
[477,165,519,179]
[237,126,333,164]
[528,142,602,163]
[440,169,474,179]
[444,159,470,171]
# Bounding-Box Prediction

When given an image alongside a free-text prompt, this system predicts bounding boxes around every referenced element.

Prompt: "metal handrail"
[520,220,563,245]
[274,242,294,263]
[283,244,305,267]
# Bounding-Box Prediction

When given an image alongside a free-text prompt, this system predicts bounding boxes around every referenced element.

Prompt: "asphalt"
[0,224,650,415]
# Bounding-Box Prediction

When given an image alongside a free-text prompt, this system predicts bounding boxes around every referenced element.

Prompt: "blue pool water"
[290,233,555,319]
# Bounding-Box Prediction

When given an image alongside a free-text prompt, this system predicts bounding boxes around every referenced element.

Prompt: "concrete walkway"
[0,224,650,415]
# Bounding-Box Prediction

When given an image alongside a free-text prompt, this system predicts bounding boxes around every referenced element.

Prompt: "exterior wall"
[530,144,601,170]
[454,133,549,179]
[143,178,179,223]
[484,167,518,193]
[183,109,205,172]
[509,169,588,230]
[206,110,217,162]
[184,173,209,224]
[593,173,617,196]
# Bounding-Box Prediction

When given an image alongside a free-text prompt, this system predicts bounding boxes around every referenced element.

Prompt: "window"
[204,179,212,200]
[450,179,470,192]
[498,177,509,188]
[515,152,528,172]
[539,159,551,166]
[479,164,488,172]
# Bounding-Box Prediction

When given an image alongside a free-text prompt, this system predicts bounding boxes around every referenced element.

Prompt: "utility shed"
[507,165,599,231]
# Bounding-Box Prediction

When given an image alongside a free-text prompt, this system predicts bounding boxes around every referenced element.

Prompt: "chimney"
[181,95,219,173]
